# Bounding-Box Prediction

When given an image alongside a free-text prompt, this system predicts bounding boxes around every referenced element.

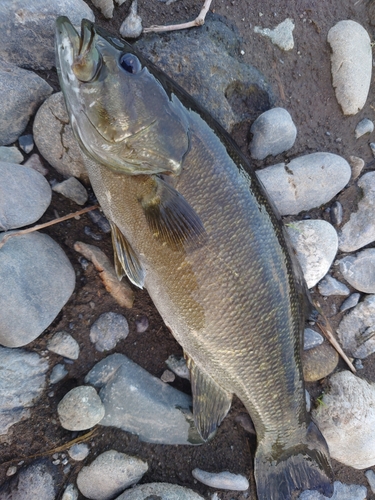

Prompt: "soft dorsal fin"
[186,355,232,441]
[140,176,206,252]
[110,221,145,288]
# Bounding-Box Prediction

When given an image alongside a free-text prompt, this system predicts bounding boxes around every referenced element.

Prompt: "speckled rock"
[33,92,87,181]
[77,450,148,500]
[57,386,105,431]
[339,249,375,293]
[328,20,372,115]
[286,220,338,288]
[0,232,75,347]
[302,342,338,382]
[254,18,295,51]
[318,275,350,297]
[47,331,80,360]
[257,153,351,215]
[89,312,129,352]
[115,483,205,500]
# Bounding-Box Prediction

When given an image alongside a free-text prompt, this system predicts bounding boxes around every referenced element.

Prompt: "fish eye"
[119,53,142,74]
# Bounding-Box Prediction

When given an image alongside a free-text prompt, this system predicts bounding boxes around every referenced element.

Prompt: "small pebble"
[330,201,343,226]
[192,469,249,491]
[47,331,80,360]
[78,256,90,271]
[57,386,105,431]
[165,354,191,380]
[340,293,360,312]
[161,369,175,383]
[355,118,374,138]
[90,312,129,352]
[6,466,17,476]
[349,155,365,180]
[24,153,49,176]
[52,177,88,205]
[354,359,364,370]
[52,459,60,466]
[88,209,111,233]
[0,146,23,163]
[135,315,149,333]
[68,443,90,461]
[84,225,103,241]
[62,483,79,500]
[304,328,324,350]
[19,134,34,153]
[318,274,350,296]
[365,469,375,494]
[370,142,375,157]
[120,0,143,38]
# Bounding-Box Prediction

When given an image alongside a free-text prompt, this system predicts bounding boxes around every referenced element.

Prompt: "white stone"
[254,18,295,51]
[339,248,375,293]
[192,469,249,491]
[286,220,338,288]
[257,153,351,215]
[312,371,375,469]
[76,450,148,500]
[328,20,372,115]
[57,386,105,431]
[355,118,374,139]
[47,331,80,360]
[62,484,79,500]
[68,443,90,461]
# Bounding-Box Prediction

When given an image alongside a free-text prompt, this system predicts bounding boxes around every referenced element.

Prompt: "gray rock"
[365,470,375,494]
[88,210,111,234]
[50,364,68,384]
[312,370,375,469]
[52,177,88,205]
[77,450,148,500]
[91,0,114,18]
[257,153,351,215]
[0,460,58,500]
[355,118,374,138]
[47,331,80,360]
[0,59,52,146]
[0,347,48,434]
[192,469,249,491]
[161,370,175,383]
[58,386,105,431]
[24,153,49,176]
[303,328,324,350]
[349,155,365,180]
[134,315,149,333]
[0,162,51,231]
[89,312,129,352]
[318,274,350,296]
[339,172,375,252]
[328,20,372,115]
[135,16,273,132]
[18,134,34,154]
[85,353,206,445]
[33,92,88,181]
[62,484,79,500]
[68,443,90,461]
[337,294,375,359]
[249,107,297,160]
[286,220,338,288]
[0,0,94,70]
[0,146,23,164]
[330,201,343,226]
[0,231,75,347]
[254,18,295,51]
[165,354,190,380]
[120,0,142,38]
[116,483,204,500]
[339,248,375,293]
[340,293,360,313]
[299,481,367,500]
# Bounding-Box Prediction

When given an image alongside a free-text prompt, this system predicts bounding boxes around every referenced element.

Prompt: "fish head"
[55,16,189,175]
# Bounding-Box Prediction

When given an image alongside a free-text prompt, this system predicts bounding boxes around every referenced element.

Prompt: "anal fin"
[110,221,145,289]
[186,355,232,441]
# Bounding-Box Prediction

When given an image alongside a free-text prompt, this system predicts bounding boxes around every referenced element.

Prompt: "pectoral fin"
[110,221,145,288]
[186,355,232,441]
[140,176,206,251]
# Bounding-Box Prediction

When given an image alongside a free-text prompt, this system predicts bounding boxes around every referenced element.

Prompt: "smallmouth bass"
[55,17,333,500]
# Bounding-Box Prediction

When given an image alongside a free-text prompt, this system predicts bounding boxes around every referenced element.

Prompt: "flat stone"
[50,364,68,384]
[85,353,205,445]
[249,107,297,160]
[318,274,350,296]
[301,342,338,382]
[0,146,23,164]
[254,18,295,51]
[257,153,351,215]
[0,232,75,347]
[89,312,129,352]
[340,293,360,313]
[52,177,88,205]
[192,469,249,491]
[312,370,375,469]
[47,331,80,360]
[300,481,367,500]
[0,347,48,435]
[68,443,90,462]
[0,59,52,146]
[339,248,375,293]
[328,20,372,115]
[303,328,324,350]
[0,162,51,231]
[337,294,375,359]
[115,483,204,500]
[339,172,375,252]
[0,0,94,70]
[77,450,148,500]
[58,386,105,431]
[33,92,88,181]
[286,220,338,288]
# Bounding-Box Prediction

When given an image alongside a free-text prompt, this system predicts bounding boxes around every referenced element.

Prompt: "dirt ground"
[1,0,375,499]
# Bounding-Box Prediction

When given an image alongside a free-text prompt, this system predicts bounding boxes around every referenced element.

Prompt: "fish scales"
[55,17,333,500]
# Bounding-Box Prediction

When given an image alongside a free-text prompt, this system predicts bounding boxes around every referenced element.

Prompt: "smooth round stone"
[328,20,372,115]
[57,386,105,431]
[249,107,297,160]
[0,231,75,347]
[47,331,80,360]
[52,177,88,205]
[0,162,51,231]
[257,153,351,215]
[76,450,148,500]
[339,249,375,293]
[355,118,374,138]
[89,312,129,352]
[115,483,204,500]
[312,370,375,469]
[192,469,249,491]
[302,342,338,382]
[68,443,90,462]
[286,220,338,288]
[318,274,350,296]
[0,146,23,164]
[33,92,88,181]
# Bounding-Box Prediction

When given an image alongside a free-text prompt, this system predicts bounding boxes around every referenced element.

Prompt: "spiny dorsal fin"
[186,355,232,441]
[140,176,206,252]
[110,221,145,288]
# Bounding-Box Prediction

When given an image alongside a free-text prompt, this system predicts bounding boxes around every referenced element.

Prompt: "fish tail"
[254,421,333,500]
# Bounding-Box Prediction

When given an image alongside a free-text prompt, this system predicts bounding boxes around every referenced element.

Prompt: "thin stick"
[0,205,99,250]
[314,301,356,374]
[143,0,213,33]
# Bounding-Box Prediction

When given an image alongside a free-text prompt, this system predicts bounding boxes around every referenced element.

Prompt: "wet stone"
[90,312,129,352]
[47,331,80,360]
[318,274,350,296]
[58,386,105,431]
[340,293,360,312]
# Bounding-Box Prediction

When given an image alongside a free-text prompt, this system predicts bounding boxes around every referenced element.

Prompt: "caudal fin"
[254,422,333,500]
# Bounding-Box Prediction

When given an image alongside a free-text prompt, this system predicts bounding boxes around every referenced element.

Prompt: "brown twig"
[0,205,99,251]
[143,0,213,33]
